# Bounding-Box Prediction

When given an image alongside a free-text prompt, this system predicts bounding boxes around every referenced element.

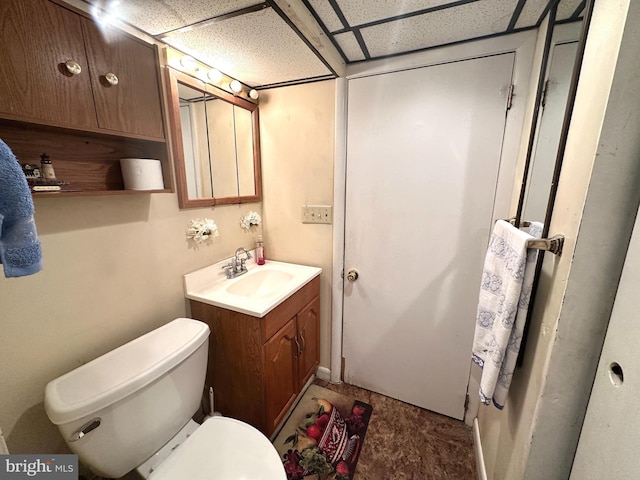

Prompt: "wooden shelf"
[1,120,172,196]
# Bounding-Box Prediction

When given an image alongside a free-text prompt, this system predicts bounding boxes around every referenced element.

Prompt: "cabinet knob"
[64,60,82,76]
[346,268,359,282]
[105,72,119,86]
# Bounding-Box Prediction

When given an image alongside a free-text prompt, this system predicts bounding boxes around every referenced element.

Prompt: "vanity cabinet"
[189,275,320,437]
[0,0,170,195]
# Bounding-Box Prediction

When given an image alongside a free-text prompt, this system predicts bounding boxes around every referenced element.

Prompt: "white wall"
[258,80,336,369]
[0,193,261,454]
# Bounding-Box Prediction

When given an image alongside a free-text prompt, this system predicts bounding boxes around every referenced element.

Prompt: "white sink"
[184,258,321,318]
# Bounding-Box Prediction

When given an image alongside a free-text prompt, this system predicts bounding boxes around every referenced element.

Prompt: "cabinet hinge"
[506,84,515,111]
[464,393,470,412]
[541,79,550,108]
[341,356,346,382]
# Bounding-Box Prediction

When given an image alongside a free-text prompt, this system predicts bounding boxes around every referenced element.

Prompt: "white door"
[343,53,515,420]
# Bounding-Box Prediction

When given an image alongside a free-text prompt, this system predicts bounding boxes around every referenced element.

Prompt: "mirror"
[515,0,594,365]
[165,68,262,208]
[521,24,581,224]
[515,0,592,230]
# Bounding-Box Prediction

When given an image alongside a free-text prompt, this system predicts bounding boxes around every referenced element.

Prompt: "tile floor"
[313,379,477,480]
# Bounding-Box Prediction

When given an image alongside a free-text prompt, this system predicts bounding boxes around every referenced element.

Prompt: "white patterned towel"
[472,220,541,409]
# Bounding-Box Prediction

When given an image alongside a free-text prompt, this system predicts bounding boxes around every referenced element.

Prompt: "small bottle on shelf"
[40,153,56,180]
[256,235,265,265]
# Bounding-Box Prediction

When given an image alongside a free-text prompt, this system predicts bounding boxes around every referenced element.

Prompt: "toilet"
[43,318,286,479]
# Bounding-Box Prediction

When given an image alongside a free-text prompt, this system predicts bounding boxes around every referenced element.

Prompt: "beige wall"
[258,80,336,369]
[0,193,261,454]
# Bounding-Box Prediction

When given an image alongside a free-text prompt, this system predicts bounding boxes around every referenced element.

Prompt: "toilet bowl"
[43,318,286,479]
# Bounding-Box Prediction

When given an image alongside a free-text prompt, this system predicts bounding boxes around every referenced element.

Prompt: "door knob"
[346,268,359,281]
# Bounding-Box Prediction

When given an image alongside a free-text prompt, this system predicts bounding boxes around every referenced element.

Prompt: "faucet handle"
[221,263,233,278]
[246,251,253,259]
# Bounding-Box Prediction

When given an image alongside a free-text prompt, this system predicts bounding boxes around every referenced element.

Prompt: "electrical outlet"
[301,205,333,224]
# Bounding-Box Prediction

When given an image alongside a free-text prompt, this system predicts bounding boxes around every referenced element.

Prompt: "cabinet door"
[264,318,298,435]
[297,296,320,388]
[81,19,165,139]
[0,0,97,128]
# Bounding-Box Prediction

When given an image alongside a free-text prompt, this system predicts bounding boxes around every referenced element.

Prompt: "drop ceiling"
[85,0,584,88]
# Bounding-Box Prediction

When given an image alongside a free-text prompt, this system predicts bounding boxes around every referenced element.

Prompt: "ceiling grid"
[84,0,584,87]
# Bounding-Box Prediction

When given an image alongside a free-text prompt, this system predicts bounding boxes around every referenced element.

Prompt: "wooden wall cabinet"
[189,276,321,437]
[0,0,170,196]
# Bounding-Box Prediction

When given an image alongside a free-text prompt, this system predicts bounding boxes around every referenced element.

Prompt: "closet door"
[343,53,515,419]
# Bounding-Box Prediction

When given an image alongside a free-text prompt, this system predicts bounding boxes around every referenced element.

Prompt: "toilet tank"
[44,318,210,479]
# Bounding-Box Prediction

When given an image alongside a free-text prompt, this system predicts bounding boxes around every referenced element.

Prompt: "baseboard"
[473,418,488,480]
[316,366,331,381]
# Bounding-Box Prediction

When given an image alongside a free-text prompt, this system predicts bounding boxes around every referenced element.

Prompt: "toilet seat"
[148,416,286,480]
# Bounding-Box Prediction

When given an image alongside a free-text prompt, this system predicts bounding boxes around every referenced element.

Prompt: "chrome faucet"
[222,247,252,279]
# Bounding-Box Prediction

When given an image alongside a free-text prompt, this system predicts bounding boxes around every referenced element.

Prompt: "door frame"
[330,30,540,411]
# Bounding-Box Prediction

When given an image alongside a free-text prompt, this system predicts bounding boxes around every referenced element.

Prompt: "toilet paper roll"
[120,158,164,190]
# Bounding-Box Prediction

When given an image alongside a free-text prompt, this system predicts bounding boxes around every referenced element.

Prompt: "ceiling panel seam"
[155,3,269,39]
[569,0,586,21]
[267,0,340,77]
[327,0,350,30]
[352,29,370,61]
[300,0,351,64]
[258,74,337,90]
[535,0,561,27]
[329,0,482,34]
[508,0,529,31]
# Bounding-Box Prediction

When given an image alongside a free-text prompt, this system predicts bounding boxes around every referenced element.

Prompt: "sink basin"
[225,268,295,298]
[184,259,321,317]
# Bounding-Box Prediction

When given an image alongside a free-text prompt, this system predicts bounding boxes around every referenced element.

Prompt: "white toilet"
[44,318,286,479]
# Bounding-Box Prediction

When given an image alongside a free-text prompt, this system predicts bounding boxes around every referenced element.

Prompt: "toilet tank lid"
[44,318,210,425]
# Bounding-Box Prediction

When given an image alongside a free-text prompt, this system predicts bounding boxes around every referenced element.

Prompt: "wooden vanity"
[189,275,320,437]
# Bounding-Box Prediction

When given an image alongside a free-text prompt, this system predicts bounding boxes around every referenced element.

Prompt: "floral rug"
[273,384,373,480]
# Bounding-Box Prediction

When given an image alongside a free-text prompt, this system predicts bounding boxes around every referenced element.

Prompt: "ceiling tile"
[307,0,345,32]
[336,0,453,27]
[557,0,583,21]
[360,0,516,58]
[515,0,550,29]
[109,0,262,35]
[334,32,366,62]
[163,7,332,87]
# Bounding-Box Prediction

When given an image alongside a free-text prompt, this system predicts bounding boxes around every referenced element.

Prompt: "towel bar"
[526,235,564,255]
[505,218,564,255]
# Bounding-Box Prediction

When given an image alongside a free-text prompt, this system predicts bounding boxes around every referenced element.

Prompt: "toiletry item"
[40,153,56,179]
[256,235,265,265]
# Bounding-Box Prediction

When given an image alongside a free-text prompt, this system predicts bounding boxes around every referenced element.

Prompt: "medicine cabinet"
[165,68,262,209]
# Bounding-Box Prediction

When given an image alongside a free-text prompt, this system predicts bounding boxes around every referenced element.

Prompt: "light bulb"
[249,89,259,100]
[229,80,242,93]
[180,56,198,71]
[207,69,222,83]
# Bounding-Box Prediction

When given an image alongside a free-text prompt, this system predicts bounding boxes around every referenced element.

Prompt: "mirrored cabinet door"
[165,68,262,209]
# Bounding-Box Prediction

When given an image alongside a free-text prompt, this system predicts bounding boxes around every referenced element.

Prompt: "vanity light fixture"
[249,89,259,100]
[180,55,199,71]
[207,69,222,83]
[230,80,242,93]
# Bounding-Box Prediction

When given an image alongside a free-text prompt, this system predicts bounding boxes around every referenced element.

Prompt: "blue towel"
[0,138,42,277]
